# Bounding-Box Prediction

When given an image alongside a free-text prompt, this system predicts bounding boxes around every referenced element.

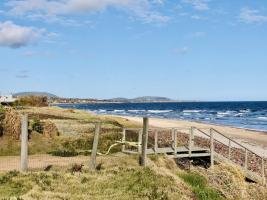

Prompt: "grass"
[0,155,182,200]
[179,172,224,200]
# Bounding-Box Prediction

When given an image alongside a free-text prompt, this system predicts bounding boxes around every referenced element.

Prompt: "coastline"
[112,115,267,157]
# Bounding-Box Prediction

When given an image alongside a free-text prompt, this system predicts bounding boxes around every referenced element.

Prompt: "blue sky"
[0,0,267,100]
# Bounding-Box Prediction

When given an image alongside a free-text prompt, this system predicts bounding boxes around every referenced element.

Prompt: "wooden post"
[89,123,101,171]
[140,117,149,166]
[20,114,28,172]
[210,128,214,168]
[174,130,177,155]
[138,129,142,154]
[171,128,175,150]
[154,130,158,154]
[228,139,231,160]
[244,149,248,170]
[189,127,193,157]
[191,127,195,147]
[122,128,126,152]
[262,157,265,184]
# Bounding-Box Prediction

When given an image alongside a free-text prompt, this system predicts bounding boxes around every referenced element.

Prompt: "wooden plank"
[168,153,211,158]
[20,114,28,172]
[174,130,177,155]
[262,158,265,184]
[140,117,149,166]
[228,139,231,160]
[154,130,158,153]
[189,127,193,157]
[210,128,214,168]
[89,123,101,171]
[244,149,248,170]
[138,129,142,154]
[121,128,126,152]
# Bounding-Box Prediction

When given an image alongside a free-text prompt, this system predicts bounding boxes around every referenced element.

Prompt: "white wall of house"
[0,95,17,103]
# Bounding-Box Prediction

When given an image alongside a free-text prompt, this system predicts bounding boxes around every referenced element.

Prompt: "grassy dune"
[0,106,267,200]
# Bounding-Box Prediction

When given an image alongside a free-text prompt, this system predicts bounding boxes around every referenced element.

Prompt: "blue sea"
[56,102,267,132]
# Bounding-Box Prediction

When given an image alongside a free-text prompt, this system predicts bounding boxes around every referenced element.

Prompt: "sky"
[0,0,267,101]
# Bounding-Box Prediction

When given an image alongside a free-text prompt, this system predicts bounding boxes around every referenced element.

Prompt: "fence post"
[21,114,28,172]
[189,127,193,157]
[89,123,101,171]
[228,139,231,160]
[154,130,158,154]
[191,127,195,147]
[244,149,248,170]
[210,128,214,168]
[122,128,126,152]
[262,157,266,185]
[140,117,149,166]
[138,129,142,154]
[174,129,177,155]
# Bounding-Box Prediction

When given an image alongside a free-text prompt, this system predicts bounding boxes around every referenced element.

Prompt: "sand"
[121,116,267,157]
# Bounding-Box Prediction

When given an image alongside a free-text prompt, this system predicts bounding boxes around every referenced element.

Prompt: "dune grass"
[179,172,224,200]
[0,155,182,200]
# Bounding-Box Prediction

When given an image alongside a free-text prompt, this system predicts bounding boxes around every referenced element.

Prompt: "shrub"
[32,118,43,133]
[16,96,48,107]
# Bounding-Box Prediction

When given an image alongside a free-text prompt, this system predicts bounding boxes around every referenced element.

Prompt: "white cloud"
[187,31,206,38]
[6,0,169,24]
[182,0,209,11]
[0,21,45,48]
[175,46,189,55]
[239,7,267,24]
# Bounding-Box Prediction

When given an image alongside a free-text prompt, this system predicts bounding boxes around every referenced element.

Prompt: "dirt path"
[0,155,88,171]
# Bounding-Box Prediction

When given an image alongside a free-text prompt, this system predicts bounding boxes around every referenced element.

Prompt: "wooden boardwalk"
[121,122,266,185]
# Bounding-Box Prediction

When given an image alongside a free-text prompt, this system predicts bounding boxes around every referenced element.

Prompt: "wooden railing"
[195,127,266,184]
[122,125,266,184]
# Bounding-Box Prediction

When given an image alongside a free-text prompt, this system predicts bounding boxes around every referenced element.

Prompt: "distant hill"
[13,92,58,98]
[107,96,174,103]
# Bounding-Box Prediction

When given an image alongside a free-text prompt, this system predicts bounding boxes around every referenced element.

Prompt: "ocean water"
[56,102,267,132]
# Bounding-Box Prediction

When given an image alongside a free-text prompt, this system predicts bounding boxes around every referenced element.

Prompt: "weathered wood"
[210,128,214,168]
[154,130,158,153]
[20,114,28,172]
[174,130,177,155]
[262,157,265,184]
[191,127,195,147]
[89,123,101,171]
[189,127,193,157]
[244,149,248,170]
[140,117,149,166]
[138,129,142,154]
[121,128,126,152]
[171,128,175,149]
[228,139,231,160]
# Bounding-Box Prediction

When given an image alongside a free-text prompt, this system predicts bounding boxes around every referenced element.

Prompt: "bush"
[15,96,48,107]
[32,118,43,133]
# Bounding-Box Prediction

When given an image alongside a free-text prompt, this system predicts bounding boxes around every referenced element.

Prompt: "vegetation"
[179,172,224,200]
[0,155,182,200]
[0,106,267,200]
[31,118,43,133]
[15,96,48,107]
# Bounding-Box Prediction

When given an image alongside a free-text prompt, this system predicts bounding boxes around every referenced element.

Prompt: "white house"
[0,95,17,104]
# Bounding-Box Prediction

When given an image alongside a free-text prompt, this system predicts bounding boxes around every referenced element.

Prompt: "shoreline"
[110,115,267,157]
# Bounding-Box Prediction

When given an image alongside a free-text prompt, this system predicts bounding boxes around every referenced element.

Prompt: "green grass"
[179,172,224,200]
[0,158,181,200]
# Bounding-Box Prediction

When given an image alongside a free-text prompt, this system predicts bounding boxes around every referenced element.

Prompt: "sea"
[56,101,267,132]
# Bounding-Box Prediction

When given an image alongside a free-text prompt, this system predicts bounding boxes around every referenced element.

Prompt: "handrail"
[211,128,263,159]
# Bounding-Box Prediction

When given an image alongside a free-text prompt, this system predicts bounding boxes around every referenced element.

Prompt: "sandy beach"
[121,116,267,157]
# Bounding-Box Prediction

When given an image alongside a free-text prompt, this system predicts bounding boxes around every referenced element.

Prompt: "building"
[0,95,17,105]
